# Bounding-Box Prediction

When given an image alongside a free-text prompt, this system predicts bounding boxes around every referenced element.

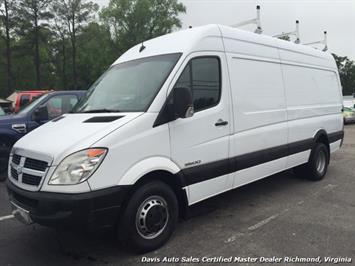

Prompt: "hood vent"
[52,116,65,122]
[83,116,123,123]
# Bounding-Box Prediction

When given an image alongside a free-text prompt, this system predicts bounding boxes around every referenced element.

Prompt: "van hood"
[13,112,143,165]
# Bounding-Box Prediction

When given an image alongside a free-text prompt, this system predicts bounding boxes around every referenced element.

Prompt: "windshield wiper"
[78,109,121,113]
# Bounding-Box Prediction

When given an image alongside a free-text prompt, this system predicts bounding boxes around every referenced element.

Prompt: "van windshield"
[73,53,181,113]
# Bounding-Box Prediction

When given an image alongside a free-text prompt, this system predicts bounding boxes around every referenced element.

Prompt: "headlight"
[49,148,107,185]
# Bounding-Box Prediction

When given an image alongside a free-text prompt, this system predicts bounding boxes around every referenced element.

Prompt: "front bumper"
[7,180,131,230]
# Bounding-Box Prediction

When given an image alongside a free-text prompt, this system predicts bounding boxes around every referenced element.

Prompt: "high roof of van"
[113,24,337,71]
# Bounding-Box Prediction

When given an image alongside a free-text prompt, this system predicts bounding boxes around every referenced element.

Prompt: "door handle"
[215,119,228,127]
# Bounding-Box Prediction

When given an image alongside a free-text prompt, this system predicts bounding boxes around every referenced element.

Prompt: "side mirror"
[173,87,194,119]
[33,105,49,122]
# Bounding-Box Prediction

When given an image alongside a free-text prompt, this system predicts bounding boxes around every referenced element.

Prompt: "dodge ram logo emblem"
[16,166,23,175]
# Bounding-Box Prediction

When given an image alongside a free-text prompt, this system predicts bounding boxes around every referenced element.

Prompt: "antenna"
[304,31,328,51]
[274,20,300,43]
[232,5,262,34]
[139,42,146,52]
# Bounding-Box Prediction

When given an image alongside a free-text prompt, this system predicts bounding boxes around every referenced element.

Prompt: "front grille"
[12,154,21,165]
[22,173,42,186]
[24,158,48,172]
[11,167,18,180]
[10,153,49,187]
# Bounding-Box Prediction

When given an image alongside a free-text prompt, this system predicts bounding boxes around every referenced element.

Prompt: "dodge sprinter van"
[7,25,344,252]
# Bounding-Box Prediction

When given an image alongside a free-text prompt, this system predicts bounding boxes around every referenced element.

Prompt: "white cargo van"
[7,25,344,252]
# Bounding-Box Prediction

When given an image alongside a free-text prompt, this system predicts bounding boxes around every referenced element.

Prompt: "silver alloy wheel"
[136,195,169,240]
[316,149,327,174]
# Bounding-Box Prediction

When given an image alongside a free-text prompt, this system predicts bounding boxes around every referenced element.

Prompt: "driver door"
[169,52,233,204]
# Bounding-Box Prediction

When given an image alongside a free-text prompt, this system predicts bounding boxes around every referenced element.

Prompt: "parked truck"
[0,91,85,181]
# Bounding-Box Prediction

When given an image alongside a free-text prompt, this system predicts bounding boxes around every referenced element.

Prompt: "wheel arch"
[0,131,19,146]
[312,129,330,155]
[118,157,188,218]
[132,170,188,218]
[0,131,19,156]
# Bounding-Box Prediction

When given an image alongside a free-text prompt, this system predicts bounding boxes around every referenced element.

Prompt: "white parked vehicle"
[7,24,344,252]
[343,100,355,108]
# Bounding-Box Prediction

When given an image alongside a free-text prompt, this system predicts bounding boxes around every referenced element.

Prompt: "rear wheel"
[294,142,329,181]
[118,181,178,253]
[0,140,11,182]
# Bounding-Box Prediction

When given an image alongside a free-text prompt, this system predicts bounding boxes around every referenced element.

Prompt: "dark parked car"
[0,91,85,181]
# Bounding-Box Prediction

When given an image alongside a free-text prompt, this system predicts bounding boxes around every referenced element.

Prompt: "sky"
[93,0,355,60]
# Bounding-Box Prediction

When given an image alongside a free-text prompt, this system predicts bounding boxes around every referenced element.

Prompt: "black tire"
[294,142,329,181]
[118,181,178,253]
[0,140,11,182]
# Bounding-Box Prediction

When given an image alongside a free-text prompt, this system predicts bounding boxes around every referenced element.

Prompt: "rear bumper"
[7,180,131,230]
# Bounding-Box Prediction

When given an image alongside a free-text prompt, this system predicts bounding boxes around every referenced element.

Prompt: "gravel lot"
[0,125,354,266]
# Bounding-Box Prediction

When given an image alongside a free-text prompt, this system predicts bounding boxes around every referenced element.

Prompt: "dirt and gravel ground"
[0,125,354,266]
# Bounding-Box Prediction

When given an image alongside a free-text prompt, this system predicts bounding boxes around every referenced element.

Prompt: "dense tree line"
[1,1,354,97]
[0,0,185,97]
[333,54,355,96]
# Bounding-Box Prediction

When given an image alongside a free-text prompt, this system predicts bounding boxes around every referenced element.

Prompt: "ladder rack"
[231,5,328,52]
[231,5,262,34]
[304,31,328,51]
[274,20,300,44]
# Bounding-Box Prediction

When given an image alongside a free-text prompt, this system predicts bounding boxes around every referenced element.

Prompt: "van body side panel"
[225,50,288,189]
[286,150,311,169]
[187,174,232,205]
[330,140,342,153]
[280,54,343,168]
[219,26,280,61]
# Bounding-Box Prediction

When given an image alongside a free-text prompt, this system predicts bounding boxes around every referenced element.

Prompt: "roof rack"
[231,5,329,52]
[274,20,301,44]
[304,31,328,51]
[232,5,262,34]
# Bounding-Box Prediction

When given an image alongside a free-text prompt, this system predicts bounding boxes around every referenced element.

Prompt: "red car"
[14,90,49,113]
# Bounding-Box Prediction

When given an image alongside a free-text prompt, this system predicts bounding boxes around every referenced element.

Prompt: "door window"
[174,57,221,112]
[45,95,78,119]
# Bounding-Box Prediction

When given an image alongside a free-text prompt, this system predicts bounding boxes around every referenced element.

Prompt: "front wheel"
[0,140,11,182]
[294,142,329,181]
[118,181,178,253]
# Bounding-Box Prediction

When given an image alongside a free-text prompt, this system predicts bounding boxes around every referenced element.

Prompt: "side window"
[174,57,221,112]
[45,95,78,119]
[20,94,31,107]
